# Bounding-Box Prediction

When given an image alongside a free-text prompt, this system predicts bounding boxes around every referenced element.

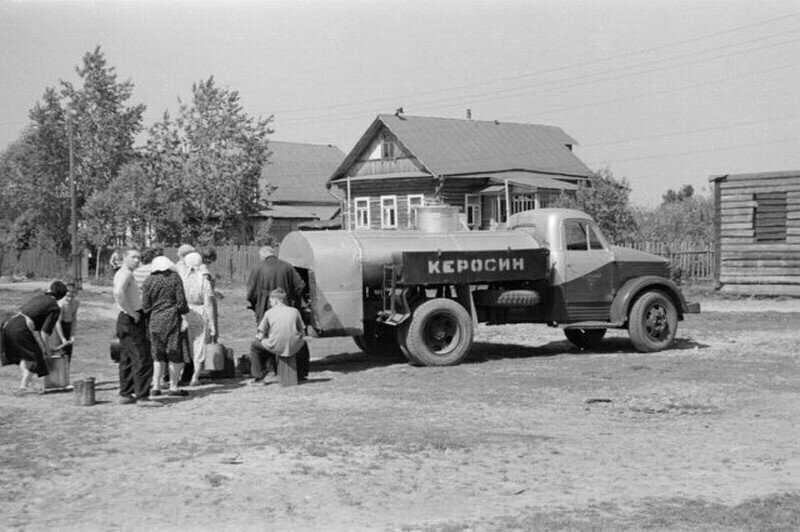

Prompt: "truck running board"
[560,321,624,329]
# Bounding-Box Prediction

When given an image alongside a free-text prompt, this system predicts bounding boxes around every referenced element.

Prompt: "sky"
[1,0,799,206]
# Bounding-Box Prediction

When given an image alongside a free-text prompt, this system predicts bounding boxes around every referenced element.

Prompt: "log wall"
[713,171,800,295]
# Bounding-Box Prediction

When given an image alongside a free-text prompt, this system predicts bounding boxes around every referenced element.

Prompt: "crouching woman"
[1,281,68,391]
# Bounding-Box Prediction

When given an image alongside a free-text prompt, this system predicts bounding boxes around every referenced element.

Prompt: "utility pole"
[67,110,81,289]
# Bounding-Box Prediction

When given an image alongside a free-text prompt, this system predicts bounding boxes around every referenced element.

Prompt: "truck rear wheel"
[403,298,473,366]
[564,328,606,350]
[628,290,678,352]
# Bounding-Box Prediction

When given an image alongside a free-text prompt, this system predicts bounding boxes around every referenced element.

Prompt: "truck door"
[562,219,615,321]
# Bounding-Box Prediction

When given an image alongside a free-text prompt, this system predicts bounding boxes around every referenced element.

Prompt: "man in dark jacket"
[246,246,305,323]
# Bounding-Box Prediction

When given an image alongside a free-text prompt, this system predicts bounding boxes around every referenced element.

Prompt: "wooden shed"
[710,170,800,295]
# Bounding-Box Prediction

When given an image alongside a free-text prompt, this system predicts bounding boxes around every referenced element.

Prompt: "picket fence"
[625,241,715,281]
[2,240,716,284]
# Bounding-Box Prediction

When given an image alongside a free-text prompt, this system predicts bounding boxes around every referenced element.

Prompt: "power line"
[275,12,800,117]
[277,34,800,127]
[507,59,800,122]
[585,137,800,166]
[581,114,800,148]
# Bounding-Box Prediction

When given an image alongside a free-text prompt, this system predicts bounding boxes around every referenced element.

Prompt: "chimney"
[466,109,472,120]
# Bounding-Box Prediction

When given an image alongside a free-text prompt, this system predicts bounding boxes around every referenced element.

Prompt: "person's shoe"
[166,389,188,396]
[249,378,264,385]
[189,379,201,387]
[150,389,162,397]
[119,395,136,405]
[136,396,162,407]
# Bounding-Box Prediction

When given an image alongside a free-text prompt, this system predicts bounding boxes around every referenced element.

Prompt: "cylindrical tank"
[281,229,540,289]
[279,228,541,336]
[416,205,461,233]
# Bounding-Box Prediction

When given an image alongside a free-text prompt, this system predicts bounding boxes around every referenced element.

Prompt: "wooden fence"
[2,240,716,284]
[625,241,715,281]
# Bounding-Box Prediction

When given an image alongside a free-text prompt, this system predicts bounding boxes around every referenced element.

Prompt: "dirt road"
[1,284,799,530]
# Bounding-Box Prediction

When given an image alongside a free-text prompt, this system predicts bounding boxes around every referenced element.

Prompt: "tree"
[60,46,146,202]
[551,168,638,243]
[0,47,144,257]
[661,184,694,205]
[82,161,182,250]
[144,76,273,244]
[635,194,713,244]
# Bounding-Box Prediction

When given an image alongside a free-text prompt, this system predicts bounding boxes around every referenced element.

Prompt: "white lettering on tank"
[499,258,510,271]
[443,260,455,273]
[428,261,440,274]
[471,259,483,272]
[457,259,469,272]
[485,258,497,271]
[512,258,524,270]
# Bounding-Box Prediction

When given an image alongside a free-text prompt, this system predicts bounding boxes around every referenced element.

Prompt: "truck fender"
[609,276,690,324]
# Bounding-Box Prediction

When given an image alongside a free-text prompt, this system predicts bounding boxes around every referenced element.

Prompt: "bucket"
[44,356,70,389]
[73,377,96,406]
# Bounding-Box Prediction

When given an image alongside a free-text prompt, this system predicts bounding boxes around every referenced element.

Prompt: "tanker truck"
[278,206,700,366]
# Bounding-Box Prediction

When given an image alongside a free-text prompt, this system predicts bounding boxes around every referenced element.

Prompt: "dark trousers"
[249,340,309,380]
[116,312,152,398]
[249,340,276,379]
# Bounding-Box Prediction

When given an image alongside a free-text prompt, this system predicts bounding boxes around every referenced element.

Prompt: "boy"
[249,288,309,383]
[56,282,79,363]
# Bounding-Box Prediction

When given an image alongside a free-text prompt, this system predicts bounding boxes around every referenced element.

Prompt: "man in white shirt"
[249,288,309,383]
[113,248,153,404]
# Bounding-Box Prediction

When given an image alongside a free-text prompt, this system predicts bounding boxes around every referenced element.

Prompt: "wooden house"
[710,170,800,295]
[254,141,344,242]
[328,114,592,230]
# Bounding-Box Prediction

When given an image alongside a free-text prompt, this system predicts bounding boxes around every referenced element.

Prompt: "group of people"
[113,244,217,404]
[2,242,313,400]
[1,281,79,392]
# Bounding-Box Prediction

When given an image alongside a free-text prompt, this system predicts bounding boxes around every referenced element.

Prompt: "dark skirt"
[2,315,49,377]
[148,311,183,363]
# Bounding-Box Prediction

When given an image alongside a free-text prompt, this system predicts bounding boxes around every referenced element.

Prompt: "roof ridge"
[377,113,561,130]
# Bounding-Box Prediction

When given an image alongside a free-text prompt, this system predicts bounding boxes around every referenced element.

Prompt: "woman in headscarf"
[181,251,217,386]
[1,281,68,391]
[141,256,189,396]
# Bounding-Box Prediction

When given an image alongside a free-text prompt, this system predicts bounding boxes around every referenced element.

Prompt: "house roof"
[262,141,345,203]
[477,171,579,192]
[256,204,340,220]
[709,169,800,182]
[331,114,592,182]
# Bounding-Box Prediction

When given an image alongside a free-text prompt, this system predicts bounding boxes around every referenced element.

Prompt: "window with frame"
[754,192,787,242]
[465,194,481,229]
[381,137,395,160]
[354,197,371,229]
[381,195,398,229]
[407,194,424,228]
[564,220,605,251]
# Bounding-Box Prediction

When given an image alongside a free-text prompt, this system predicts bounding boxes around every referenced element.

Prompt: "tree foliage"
[661,184,695,205]
[551,168,639,243]
[0,47,144,257]
[636,189,714,244]
[143,76,273,244]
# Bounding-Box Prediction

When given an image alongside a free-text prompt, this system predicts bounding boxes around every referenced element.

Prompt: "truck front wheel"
[403,298,473,366]
[628,290,678,352]
[564,328,606,350]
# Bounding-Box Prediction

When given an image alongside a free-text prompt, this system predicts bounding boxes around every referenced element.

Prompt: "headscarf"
[185,251,203,271]
[177,244,197,259]
[47,280,68,300]
[151,256,175,273]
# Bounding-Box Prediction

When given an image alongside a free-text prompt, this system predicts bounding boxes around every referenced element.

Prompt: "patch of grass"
[411,492,800,531]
